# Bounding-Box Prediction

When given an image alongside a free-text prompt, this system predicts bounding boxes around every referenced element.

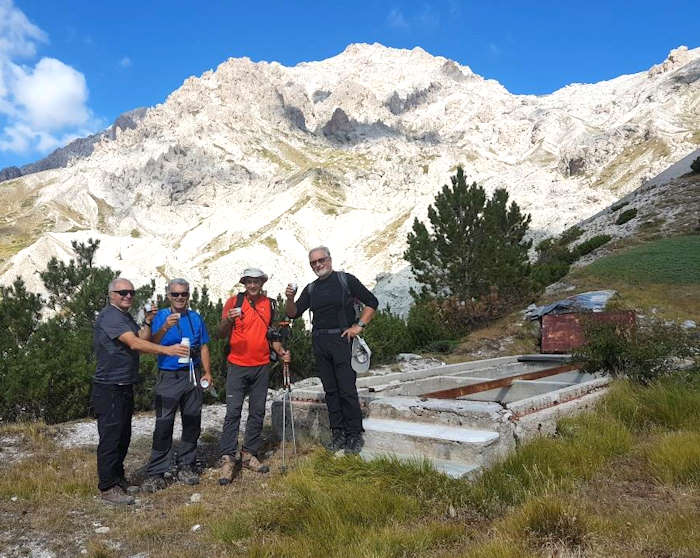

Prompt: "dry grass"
[2,376,699,557]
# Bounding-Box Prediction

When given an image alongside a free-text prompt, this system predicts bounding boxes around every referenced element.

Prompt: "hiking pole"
[278,320,296,473]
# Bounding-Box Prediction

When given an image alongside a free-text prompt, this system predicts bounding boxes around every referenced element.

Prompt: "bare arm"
[118,331,188,357]
[341,306,376,340]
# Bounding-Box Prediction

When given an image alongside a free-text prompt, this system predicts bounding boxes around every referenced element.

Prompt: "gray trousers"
[146,369,202,476]
[219,363,270,457]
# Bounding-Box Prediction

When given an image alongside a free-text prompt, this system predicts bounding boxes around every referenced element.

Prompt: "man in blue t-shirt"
[141,278,213,492]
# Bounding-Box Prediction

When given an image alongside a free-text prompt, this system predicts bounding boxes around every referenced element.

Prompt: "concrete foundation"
[271,355,609,477]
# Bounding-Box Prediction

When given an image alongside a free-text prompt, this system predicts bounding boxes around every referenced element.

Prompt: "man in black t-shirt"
[92,277,188,505]
[285,246,378,455]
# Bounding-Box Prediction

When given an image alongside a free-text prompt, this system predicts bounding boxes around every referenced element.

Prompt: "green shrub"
[610,200,630,212]
[361,308,412,365]
[558,226,584,245]
[573,234,611,258]
[572,318,694,384]
[615,208,638,225]
[690,156,700,174]
[406,299,452,350]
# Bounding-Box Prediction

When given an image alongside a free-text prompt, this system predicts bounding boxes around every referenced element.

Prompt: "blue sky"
[1,0,697,169]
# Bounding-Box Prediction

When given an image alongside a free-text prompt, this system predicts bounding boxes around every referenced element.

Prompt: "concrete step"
[359,449,481,479]
[362,417,500,467]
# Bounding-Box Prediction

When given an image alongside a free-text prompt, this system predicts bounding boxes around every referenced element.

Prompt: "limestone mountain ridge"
[0,43,698,312]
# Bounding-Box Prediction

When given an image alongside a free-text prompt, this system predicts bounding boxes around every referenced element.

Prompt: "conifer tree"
[404,167,532,301]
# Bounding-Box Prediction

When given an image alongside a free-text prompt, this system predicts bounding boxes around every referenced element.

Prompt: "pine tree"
[404,167,532,302]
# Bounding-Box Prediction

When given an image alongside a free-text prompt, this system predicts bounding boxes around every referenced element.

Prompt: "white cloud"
[0,0,47,58]
[387,8,410,30]
[0,0,97,158]
[11,57,90,129]
[119,56,132,68]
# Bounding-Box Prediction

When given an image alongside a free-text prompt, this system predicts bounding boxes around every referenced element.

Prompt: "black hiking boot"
[326,429,346,454]
[344,433,364,455]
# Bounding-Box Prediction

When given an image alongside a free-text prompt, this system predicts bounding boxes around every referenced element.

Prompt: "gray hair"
[308,246,331,259]
[108,277,133,294]
[167,278,190,292]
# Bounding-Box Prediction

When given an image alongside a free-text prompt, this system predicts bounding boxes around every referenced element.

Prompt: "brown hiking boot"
[101,485,135,506]
[218,454,239,485]
[242,451,269,473]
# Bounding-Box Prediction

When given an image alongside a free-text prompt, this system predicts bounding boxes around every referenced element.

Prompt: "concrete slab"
[271,353,608,478]
[363,418,499,444]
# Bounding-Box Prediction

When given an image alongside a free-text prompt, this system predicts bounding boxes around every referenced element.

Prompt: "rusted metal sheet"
[420,364,579,399]
[541,311,636,354]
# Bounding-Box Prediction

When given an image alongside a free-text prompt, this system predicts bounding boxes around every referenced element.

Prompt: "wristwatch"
[357,320,367,328]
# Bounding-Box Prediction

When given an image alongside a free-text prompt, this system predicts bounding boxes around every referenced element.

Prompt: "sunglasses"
[243,278,263,285]
[112,289,135,297]
[309,256,329,267]
[169,291,190,298]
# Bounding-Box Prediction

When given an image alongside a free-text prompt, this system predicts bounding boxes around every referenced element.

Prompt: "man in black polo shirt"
[92,277,188,505]
[285,246,378,455]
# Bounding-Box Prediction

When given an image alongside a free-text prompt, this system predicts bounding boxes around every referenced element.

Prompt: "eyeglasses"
[243,278,263,285]
[309,256,329,267]
[169,291,189,298]
[112,289,135,297]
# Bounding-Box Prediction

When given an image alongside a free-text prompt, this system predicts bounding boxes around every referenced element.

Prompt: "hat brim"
[239,275,268,284]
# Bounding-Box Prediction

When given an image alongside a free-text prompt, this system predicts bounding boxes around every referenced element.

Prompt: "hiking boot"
[326,429,346,453]
[177,466,200,486]
[142,475,167,493]
[218,454,239,486]
[117,477,140,495]
[242,451,270,473]
[344,433,364,455]
[101,485,135,506]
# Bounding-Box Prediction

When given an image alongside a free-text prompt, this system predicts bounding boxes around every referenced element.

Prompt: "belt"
[160,367,190,372]
[313,328,342,336]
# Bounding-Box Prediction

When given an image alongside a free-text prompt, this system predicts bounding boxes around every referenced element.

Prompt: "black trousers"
[91,382,134,492]
[147,369,203,476]
[219,363,270,457]
[313,333,363,435]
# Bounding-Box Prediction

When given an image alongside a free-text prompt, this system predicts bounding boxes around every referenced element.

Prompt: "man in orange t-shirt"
[216,268,290,484]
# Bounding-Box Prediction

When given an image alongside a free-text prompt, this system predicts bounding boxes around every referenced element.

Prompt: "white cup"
[289,282,298,294]
[178,337,190,364]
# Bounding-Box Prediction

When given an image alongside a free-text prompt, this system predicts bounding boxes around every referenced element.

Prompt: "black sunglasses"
[169,291,190,298]
[112,289,135,297]
[309,256,329,267]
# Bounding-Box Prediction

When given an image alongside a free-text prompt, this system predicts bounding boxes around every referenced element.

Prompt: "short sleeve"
[198,315,210,345]
[151,309,168,333]
[101,309,135,340]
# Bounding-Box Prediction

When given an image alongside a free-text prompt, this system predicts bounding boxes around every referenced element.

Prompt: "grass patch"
[601,375,700,432]
[470,412,632,513]
[2,375,699,557]
[646,431,700,485]
[567,235,700,321]
[580,235,700,285]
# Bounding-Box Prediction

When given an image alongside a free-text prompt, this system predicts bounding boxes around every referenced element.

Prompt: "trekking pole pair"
[278,321,296,473]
